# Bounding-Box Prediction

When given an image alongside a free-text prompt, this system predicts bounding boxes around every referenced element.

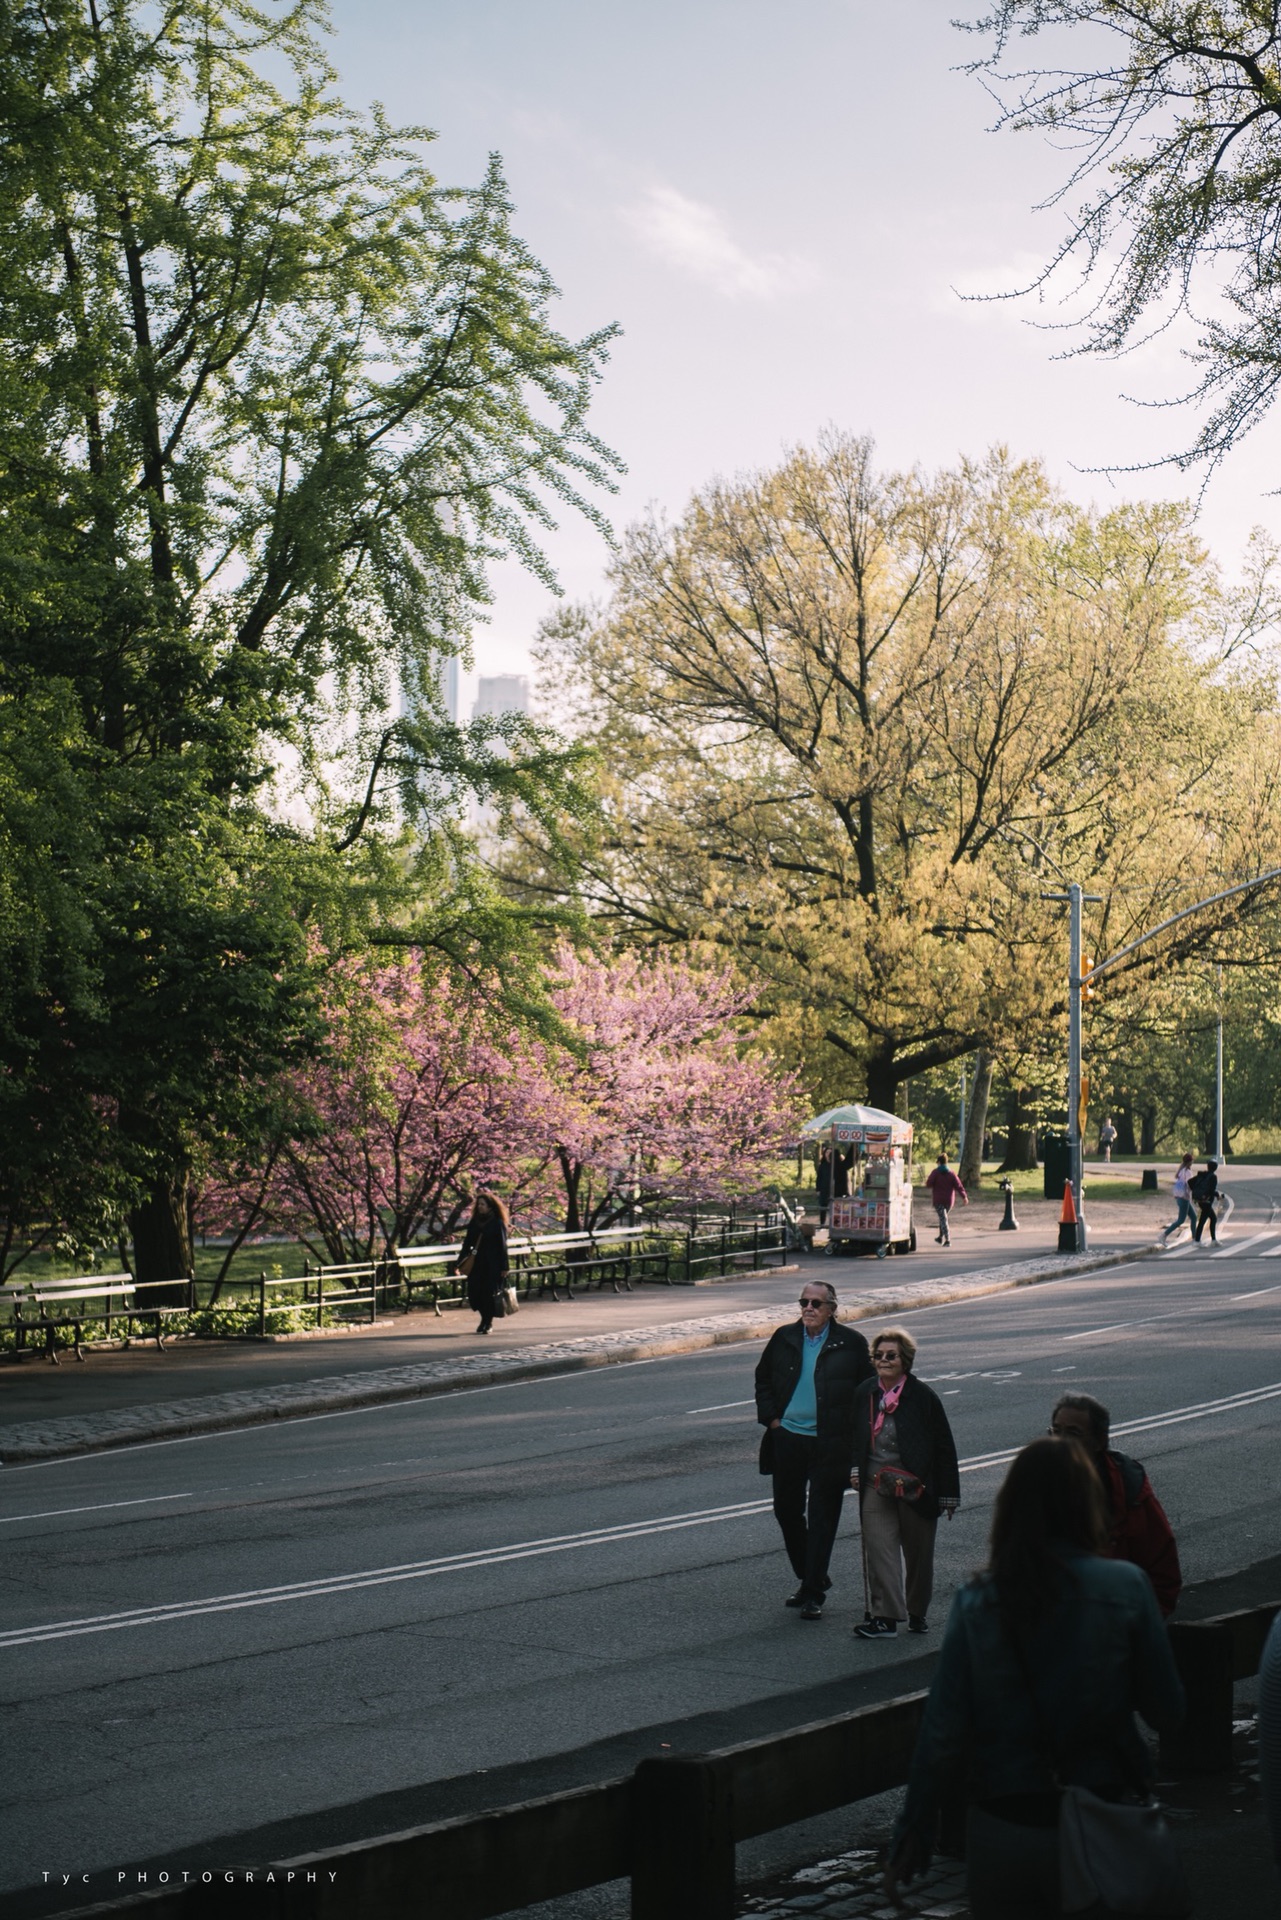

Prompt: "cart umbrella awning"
[800,1104,913,1147]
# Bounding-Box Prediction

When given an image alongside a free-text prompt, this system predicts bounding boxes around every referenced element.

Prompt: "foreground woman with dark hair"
[885,1438,1186,1917]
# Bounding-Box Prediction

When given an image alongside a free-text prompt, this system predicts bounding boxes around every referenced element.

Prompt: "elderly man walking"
[755,1283,873,1620]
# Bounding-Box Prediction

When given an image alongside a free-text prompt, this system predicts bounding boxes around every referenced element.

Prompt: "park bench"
[2,1274,151,1364]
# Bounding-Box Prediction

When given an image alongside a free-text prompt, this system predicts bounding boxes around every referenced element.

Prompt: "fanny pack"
[872,1465,926,1502]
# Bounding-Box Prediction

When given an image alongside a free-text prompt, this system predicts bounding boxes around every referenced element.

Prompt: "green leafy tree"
[0,0,617,1282]
[524,436,1281,1114]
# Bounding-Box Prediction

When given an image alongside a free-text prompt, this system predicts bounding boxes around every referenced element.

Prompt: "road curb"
[0,1242,1159,1465]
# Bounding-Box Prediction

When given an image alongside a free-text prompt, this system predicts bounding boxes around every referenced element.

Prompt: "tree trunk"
[129,1172,193,1304]
[997,1086,1039,1171]
[1114,1102,1138,1158]
[864,1046,900,1115]
[559,1149,583,1233]
[959,1048,995,1190]
[1139,1108,1157,1155]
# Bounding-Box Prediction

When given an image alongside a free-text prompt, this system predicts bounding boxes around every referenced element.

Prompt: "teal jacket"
[899,1550,1185,1837]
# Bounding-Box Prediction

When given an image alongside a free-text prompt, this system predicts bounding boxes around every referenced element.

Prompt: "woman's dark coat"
[853,1371,960,1521]
[815,1155,833,1206]
[459,1210,509,1313]
[754,1319,873,1471]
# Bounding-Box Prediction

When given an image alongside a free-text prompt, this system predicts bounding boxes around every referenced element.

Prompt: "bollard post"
[998,1179,1019,1231]
[630,1754,735,1920]
[1161,1622,1235,1773]
[1141,1168,1159,1191]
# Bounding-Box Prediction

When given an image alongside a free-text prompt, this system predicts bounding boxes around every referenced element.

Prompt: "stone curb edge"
[0,1242,1158,1465]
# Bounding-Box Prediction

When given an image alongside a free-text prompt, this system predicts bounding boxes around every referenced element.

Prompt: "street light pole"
[1045,863,1281,1243]
[1044,881,1101,1250]
[1215,965,1224,1164]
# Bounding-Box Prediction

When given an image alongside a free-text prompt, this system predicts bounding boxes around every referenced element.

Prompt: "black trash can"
[1042,1133,1071,1203]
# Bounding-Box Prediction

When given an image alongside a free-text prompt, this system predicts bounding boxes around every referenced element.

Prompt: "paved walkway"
[0,1236,1156,1462]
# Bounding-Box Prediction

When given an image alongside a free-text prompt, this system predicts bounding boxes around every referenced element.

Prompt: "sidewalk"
[738,1721,1273,1918]
[0,1217,1160,1463]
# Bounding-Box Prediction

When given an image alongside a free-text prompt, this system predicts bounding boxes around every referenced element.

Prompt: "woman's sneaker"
[908,1614,929,1634]
[853,1616,897,1639]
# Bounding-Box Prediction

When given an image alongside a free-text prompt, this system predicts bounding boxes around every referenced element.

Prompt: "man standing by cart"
[755,1284,873,1620]
[924,1154,967,1247]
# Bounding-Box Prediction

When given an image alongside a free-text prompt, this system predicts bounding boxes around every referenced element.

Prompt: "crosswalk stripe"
[1210,1229,1281,1258]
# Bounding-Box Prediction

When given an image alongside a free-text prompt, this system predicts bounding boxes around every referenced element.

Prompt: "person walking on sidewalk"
[755,1284,873,1620]
[924,1154,967,1246]
[851,1328,959,1640]
[1162,1153,1196,1243]
[456,1190,510,1334]
[1190,1160,1220,1244]
[884,1438,1185,1917]
[1098,1116,1118,1162]
[815,1145,833,1226]
[1048,1393,1182,1616]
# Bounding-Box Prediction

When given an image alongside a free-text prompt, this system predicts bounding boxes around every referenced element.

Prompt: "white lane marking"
[1161,1240,1214,1259]
[1231,1281,1281,1302]
[8,1378,1281,1650]
[1063,1307,1200,1341]
[0,1493,194,1526]
[1210,1230,1280,1259]
[0,1500,775,1648]
[686,1400,755,1414]
[1260,1244,1281,1258]
[960,1380,1281,1478]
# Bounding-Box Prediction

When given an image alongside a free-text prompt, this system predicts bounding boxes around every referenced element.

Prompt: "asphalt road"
[4,1191,1281,1911]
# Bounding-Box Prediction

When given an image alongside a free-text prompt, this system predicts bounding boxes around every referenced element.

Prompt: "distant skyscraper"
[472,673,531,720]
[436,653,460,723]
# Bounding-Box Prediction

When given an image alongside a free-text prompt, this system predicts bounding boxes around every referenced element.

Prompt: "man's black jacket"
[852,1372,960,1522]
[754,1318,873,1469]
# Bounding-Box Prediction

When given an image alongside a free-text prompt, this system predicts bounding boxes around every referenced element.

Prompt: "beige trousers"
[860,1490,937,1621]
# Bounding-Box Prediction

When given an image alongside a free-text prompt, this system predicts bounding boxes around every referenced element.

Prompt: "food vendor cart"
[801,1103,916,1256]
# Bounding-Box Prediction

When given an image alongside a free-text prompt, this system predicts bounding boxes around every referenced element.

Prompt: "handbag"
[1059,1781,1191,1915]
[1008,1630,1190,1916]
[872,1465,926,1502]
[457,1250,475,1277]
[501,1284,519,1316]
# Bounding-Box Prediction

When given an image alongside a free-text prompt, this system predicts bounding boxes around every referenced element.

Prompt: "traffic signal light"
[1082,956,1096,1002]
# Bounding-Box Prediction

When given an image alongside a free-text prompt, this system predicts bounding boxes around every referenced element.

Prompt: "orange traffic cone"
[1058,1179,1078,1251]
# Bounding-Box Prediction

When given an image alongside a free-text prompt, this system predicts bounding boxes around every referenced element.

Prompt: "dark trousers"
[1193,1201,1217,1242]
[771,1428,850,1600]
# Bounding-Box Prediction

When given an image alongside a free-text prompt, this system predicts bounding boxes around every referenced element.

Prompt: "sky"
[325,0,1281,704]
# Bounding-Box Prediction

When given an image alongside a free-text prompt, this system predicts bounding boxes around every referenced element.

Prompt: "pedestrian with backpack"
[1161,1153,1196,1243]
[1190,1161,1220,1244]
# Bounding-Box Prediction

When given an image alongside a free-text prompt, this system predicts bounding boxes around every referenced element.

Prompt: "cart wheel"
[909,1227,917,1253]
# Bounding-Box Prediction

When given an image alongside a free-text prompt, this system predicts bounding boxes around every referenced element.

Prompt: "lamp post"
[1215,965,1225,1165]
[1046,865,1281,1251]
[1043,882,1101,1249]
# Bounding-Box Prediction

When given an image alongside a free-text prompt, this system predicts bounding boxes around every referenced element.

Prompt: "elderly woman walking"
[851,1327,959,1639]
[884,1438,1186,1917]
[457,1190,511,1334]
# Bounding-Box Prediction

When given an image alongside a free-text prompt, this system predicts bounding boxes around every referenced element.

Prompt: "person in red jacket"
[1049,1392,1183,1616]
[923,1154,968,1247]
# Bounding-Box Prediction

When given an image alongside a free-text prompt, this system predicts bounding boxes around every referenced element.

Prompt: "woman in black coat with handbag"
[457,1190,510,1334]
[851,1326,959,1639]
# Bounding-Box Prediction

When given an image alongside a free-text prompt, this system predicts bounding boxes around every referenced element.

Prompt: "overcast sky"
[326,0,1281,697]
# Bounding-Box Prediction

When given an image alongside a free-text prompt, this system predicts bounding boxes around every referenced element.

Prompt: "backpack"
[1188,1170,1214,1203]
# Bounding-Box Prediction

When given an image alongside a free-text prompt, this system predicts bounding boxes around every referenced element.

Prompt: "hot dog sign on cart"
[801,1103,916,1256]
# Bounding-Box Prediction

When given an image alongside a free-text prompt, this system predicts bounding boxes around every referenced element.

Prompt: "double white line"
[0,1501,771,1649]
[6,1379,1281,1651]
